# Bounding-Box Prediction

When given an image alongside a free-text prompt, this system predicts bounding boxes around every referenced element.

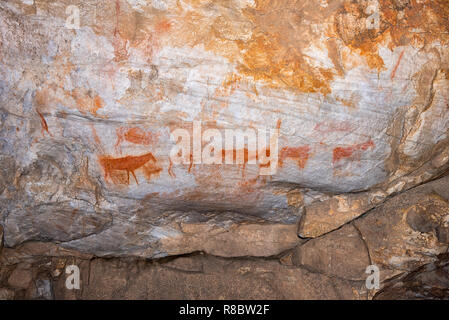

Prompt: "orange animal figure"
[99,152,157,185]
[279,146,310,169]
[115,127,157,153]
[333,140,375,164]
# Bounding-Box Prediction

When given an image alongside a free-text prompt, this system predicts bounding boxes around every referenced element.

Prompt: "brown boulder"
[292,224,370,280]
[375,254,449,300]
[7,268,33,290]
[354,191,449,279]
[53,254,367,300]
[0,225,3,254]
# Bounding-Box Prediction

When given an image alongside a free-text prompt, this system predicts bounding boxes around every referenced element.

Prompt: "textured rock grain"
[292,224,370,280]
[0,0,448,269]
[354,176,449,280]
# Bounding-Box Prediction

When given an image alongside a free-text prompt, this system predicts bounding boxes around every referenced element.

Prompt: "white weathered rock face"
[0,0,448,258]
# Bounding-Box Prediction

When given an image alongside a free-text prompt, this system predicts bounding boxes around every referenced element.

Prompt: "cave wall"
[0,0,448,299]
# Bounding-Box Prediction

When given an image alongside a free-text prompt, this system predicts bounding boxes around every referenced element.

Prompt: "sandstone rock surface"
[354,176,449,280]
[0,225,3,254]
[292,224,370,280]
[0,247,368,300]
[0,177,448,299]
[0,0,449,300]
[0,0,448,258]
[375,254,449,300]
[7,268,33,290]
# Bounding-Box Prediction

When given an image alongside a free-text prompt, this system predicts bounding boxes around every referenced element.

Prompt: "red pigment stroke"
[333,140,375,164]
[36,109,53,137]
[391,51,405,80]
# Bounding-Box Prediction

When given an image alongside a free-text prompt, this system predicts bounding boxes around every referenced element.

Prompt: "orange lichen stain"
[332,1,387,73]
[358,42,386,73]
[112,0,449,96]
[279,146,311,170]
[391,50,405,80]
[235,0,343,94]
[99,152,160,185]
[36,109,52,137]
[217,73,244,97]
[237,38,333,95]
[381,0,449,48]
[155,0,340,95]
[332,0,449,73]
[46,0,449,99]
[222,73,259,99]
[332,140,375,164]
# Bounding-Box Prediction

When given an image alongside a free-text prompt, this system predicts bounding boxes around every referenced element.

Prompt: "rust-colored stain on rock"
[334,0,449,72]
[147,0,448,94]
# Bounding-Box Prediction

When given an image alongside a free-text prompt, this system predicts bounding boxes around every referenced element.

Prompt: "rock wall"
[0,0,448,299]
[1,175,448,299]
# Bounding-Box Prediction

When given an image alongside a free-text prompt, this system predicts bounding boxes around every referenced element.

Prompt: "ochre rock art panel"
[0,0,448,261]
